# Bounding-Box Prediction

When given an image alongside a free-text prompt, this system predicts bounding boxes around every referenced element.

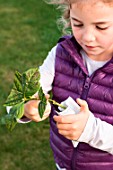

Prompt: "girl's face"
[70,1,113,61]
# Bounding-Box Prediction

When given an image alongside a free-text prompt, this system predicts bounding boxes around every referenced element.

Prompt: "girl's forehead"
[70,0,113,9]
[70,1,113,22]
[70,0,113,6]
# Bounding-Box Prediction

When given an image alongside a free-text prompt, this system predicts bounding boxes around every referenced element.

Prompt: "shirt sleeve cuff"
[17,116,32,123]
[78,112,95,143]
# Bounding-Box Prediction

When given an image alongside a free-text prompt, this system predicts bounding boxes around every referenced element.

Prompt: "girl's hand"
[53,98,90,141]
[24,94,51,122]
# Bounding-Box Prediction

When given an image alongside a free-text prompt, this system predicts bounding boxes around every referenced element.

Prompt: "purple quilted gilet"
[49,36,113,170]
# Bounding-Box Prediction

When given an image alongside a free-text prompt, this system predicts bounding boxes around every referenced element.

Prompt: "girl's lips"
[85,45,96,49]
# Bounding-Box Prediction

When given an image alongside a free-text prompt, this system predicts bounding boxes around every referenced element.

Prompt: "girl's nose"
[82,29,96,43]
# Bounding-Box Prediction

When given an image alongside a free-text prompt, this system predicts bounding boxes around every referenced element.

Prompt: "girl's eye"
[73,24,83,27]
[96,26,108,30]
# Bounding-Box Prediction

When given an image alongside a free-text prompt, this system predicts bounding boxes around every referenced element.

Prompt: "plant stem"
[48,99,66,109]
[29,96,66,109]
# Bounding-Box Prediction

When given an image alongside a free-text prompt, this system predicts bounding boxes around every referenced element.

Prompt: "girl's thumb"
[76,98,88,111]
[45,94,50,100]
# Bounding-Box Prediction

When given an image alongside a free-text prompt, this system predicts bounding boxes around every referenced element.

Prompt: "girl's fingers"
[45,94,50,99]
[56,122,72,131]
[25,100,39,109]
[53,115,76,124]
[33,92,39,98]
[24,100,51,122]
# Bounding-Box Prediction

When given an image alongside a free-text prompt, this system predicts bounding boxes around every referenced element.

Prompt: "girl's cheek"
[72,29,82,41]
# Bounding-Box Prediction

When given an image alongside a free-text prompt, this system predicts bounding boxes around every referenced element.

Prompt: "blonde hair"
[45,0,113,34]
[45,0,71,34]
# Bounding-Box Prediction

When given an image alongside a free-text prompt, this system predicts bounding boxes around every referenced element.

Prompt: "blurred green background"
[0,0,61,169]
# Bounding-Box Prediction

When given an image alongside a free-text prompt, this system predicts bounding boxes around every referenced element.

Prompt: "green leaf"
[49,90,53,99]
[24,68,40,97]
[38,87,47,118]
[2,102,24,131]
[22,72,27,94]
[2,67,51,131]
[38,101,47,118]
[10,101,24,119]
[25,68,40,82]
[14,71,23,92]
[38,87,45,100]
[4,89,23,106]
[0,114,17,131]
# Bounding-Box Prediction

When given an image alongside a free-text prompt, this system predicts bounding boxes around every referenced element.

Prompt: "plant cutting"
[1,68,66,131]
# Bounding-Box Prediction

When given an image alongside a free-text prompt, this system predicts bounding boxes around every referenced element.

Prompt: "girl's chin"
[83,47,102,55]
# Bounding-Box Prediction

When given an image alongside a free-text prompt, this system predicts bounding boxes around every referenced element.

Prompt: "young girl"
[24,0,113,169]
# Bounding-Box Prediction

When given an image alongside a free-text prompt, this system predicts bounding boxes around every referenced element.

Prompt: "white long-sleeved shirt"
[39,45,113,156]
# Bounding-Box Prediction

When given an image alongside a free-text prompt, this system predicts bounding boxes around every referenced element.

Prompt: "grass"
[0,0,61,169]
